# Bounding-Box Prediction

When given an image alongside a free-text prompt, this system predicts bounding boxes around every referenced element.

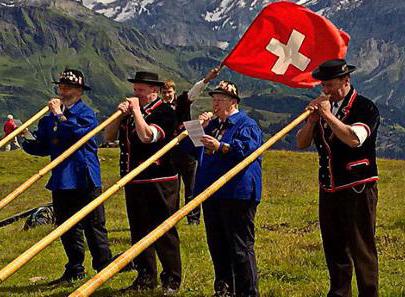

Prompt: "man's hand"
[22,128,31,139]
[201,135,220,152]
[306,94,332,119]
[126,97,141,114]
[316,95,332,116]
[203,67,221,84]
[117,101,130,115]
[199,112,213,128]
[305,105,320,124]
[48,98,63,115]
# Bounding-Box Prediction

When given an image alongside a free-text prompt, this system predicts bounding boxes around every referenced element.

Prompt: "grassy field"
[0,149,404,297]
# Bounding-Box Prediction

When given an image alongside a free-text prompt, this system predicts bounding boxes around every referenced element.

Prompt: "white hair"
[7,114,13,120]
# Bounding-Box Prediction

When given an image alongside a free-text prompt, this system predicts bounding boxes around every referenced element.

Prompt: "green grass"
[0,149,404,297]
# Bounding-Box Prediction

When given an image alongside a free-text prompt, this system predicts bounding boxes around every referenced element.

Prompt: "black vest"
[168,91,192,135]
[118,98,178,183]
[313,87,380,192]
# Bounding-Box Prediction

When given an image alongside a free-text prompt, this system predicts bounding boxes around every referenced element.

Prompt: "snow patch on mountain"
[318,0,364,16]
[82,0,116,9]
[296,0,320,6]
[81,0,157,21]
[204,0,259,22]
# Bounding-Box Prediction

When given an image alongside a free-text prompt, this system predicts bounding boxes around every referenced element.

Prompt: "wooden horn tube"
[69,110,311,297]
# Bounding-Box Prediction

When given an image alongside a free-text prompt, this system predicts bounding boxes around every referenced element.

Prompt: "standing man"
[161,68,219,224]
[22,69,112,283]
[195,81,262,297]
[3,114,20,151]
[296,59,380,297]
[104,71,181,294]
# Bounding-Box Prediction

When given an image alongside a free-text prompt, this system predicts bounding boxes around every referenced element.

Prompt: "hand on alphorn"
[199,112,213,128]
[48,98,63,115]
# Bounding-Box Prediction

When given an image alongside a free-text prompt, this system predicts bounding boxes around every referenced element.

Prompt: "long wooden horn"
[0,113,208,283]
[69,110,312,297]
[0,106,49,149]
[0,110,122,211]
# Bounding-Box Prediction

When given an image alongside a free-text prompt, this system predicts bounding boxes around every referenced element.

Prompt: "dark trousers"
[172,147,199,222]
[124,180,182,286]
[203,199,259,297]
[319,182,378,297]
[52,187,112,273]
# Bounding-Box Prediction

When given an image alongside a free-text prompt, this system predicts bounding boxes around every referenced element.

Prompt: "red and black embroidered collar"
[143,97,163,117]
[335,87,358,121]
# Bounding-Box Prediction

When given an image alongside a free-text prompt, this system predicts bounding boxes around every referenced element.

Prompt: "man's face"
[321,76,349,101]
[133,83,158,102]
[58,84,82,100]
[211,93,236,119]
[162,87,176,102]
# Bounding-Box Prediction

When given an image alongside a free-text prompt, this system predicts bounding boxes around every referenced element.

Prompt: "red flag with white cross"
[223,1,350,88]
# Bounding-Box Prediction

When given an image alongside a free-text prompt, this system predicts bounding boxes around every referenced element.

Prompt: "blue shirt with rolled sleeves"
[193,110,263,202]
[22,99,101,191]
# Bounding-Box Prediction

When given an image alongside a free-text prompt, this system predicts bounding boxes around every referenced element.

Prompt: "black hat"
[53,69,91,90]
[127,71,164,86]
[312,59,356,81]
[209,80,240,102]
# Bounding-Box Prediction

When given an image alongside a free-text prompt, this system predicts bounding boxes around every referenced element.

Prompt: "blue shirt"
[193,110,263,202]
[22,99,101,191]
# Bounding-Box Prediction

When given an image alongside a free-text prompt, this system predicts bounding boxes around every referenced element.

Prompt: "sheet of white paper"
[183,120,205,147]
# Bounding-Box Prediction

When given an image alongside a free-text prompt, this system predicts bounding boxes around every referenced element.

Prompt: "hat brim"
[312,65,356,81]
[127,78,165,87]
[208,90,240,102]
[53,81,91,91]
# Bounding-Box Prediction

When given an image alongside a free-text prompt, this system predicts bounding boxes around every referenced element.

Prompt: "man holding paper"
[191,80,263,297]
[161,68,220,225]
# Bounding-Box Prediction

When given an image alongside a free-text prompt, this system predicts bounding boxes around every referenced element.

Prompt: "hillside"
[79,0,405,158]
[0,0,213,117]
[0,149,404,296]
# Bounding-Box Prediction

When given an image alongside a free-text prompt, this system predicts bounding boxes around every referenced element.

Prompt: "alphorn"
[70,110,312,297]
[0,106,49,149]
[0,111,122,211]
[0,113,213,283]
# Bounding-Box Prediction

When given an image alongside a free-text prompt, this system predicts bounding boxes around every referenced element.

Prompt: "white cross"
[266,29,311,75]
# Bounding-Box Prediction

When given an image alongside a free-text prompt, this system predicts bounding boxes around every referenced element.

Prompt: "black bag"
[23,205,55,230]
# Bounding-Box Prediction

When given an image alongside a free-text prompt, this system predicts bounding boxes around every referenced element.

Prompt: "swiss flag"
[223,1,350,88]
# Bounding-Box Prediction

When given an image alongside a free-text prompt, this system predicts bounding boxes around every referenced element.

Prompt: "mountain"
[81,0,404,109]
[0,0,404,158]
[0,0,214,117]
[79,0,405,158]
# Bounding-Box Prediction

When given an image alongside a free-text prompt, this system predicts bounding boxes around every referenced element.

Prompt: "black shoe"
[48,270,86,285]
[163,286,179,296]
[213,291,234,297]
[213,281,234,297]
[130,274,158,291]
[162,276,180,296]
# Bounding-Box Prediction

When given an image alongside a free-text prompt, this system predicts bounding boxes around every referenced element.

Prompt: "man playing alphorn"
[22,69,112,283]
